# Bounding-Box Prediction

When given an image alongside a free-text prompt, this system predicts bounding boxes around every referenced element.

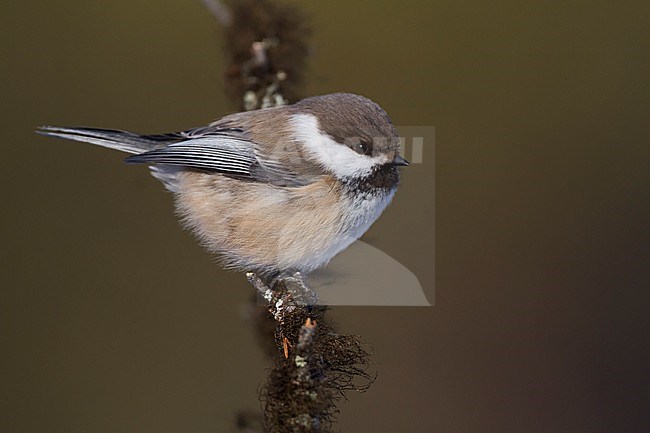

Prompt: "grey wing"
[125,134,257,178]
[37,125,254,175]
[38,122,317,188]
[126,129,315,188]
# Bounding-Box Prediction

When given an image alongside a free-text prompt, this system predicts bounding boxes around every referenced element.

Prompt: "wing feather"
[125,136,258,177]
[39,113,319,187]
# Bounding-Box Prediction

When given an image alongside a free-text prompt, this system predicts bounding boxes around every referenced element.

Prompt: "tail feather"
[36,126,164,154]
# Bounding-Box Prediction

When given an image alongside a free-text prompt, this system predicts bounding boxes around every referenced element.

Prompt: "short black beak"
[391,155,410,166]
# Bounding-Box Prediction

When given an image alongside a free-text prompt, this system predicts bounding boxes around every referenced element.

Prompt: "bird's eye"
[353,141,373,156]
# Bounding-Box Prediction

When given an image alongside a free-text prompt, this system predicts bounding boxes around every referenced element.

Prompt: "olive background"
[2,1,648,432]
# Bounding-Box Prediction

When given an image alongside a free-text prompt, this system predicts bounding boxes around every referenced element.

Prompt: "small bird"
[38,93,409,277]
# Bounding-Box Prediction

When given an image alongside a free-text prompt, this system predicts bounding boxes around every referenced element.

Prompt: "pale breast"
[174,171,356,273]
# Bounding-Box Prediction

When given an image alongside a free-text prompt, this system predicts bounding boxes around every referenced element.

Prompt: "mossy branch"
[203,1,374,431]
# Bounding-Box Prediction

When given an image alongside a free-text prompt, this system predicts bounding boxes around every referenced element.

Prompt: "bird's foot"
[246,271,319,319]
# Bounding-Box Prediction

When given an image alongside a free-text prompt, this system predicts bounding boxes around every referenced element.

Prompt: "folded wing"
[38,124,317,188]
[125,135,257,178]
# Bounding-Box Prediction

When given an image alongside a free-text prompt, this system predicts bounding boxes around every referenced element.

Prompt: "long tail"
[36,126,165,154]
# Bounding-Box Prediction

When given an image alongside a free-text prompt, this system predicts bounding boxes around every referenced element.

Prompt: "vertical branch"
[248,274,374,433]
[200,0,232,26]
[203,1,374,431]
[218,0,310,110]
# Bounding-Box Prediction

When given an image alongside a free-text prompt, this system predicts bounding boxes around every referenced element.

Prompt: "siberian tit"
[38,93,409,276]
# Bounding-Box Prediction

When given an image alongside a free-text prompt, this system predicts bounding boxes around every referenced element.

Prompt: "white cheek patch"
[290,113,386,178]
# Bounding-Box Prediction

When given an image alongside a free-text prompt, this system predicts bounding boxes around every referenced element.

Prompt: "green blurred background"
[2,1,648,432]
